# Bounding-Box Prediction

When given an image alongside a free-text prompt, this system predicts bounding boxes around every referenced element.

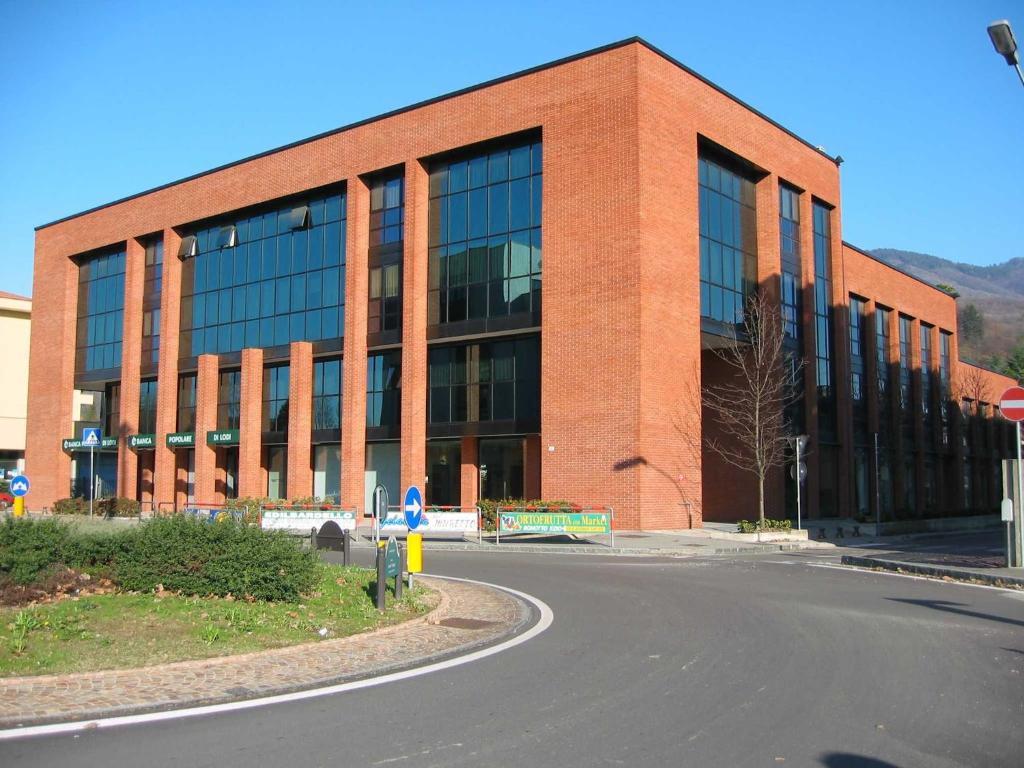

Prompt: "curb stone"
[839,555,1024,589]
[0,576,529,729]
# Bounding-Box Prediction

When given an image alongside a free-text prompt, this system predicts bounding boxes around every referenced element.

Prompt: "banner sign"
[379,510,478,534]
[207,429,239,446]
[261,509,357,532]
[128,434,156,449]
[62,436,117,451]
[166,432,195,448]
[498,511,612,535]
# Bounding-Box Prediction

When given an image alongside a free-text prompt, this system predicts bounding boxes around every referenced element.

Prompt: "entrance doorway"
[426,440,460,506]
[479,438,525,500]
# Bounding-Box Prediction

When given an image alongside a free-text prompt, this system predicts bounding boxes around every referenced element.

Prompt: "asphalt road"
[3,548,1023,768]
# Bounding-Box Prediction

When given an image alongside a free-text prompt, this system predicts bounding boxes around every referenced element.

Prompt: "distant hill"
[869,248,1024,365]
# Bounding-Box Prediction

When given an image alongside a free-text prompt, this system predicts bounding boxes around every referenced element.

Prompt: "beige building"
[0,291,31,476]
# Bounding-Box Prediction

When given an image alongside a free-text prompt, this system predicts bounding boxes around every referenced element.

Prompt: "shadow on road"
[820,752,901,767]
[885,598,1024,629]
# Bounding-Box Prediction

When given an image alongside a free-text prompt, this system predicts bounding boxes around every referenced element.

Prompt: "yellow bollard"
[13,496,25,518]
[407,533,423,573]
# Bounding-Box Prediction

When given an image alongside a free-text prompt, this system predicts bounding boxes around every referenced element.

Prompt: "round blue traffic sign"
[404,486,424,530]
[9,475,29,497]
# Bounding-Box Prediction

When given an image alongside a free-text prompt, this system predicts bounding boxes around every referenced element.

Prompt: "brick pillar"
[797,193,820,518]
[341,176,369,512]
[194,354,220,505]
[238,347,263,498]
[288,341,313,498]
[24,236,76,509]
[460,435,478,509]
[755,174,785,518]
[864,298,879,521]
[910,317,925,516]
[524,435,542,501]
[154,229,182,509]
[117,237,145,500]
[401,161,429,494]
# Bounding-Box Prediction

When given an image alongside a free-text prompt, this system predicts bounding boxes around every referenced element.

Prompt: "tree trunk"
[758,474,765,523]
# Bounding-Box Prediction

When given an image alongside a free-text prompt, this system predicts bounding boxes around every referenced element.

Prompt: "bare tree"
[702,290,803,523]
[955,364,993,411]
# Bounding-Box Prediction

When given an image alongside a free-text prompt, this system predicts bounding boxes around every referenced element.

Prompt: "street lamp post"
[987,19,1024,87]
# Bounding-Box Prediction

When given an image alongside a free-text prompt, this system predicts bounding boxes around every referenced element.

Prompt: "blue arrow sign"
[82,427,102,448]
[404,486,424,530]
[9,475,29,497]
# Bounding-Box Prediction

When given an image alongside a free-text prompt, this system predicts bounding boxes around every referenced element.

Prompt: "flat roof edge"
[37,36,836,232]
[843,241,957,298]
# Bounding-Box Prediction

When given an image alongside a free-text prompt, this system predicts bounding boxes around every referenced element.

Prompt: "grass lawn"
[0,565,434,678]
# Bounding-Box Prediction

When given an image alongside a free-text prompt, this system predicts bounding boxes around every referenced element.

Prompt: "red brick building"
[25,38,1017,527]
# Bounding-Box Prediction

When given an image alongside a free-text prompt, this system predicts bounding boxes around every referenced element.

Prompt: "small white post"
[89,444,95,518]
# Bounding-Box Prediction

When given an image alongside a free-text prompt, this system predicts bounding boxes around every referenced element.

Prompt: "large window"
[428,336,539,426]
[179,191,346,357]
[899,316,913,411]
[368,263,401,334]
[813,202,835,440]
[262,365,290,433]
[367,352,401,428]
[138,379,158,434]
[875,307,891,402]
[699,156,756,328]
[920,324,933,421]
[103,382,120,438]
[177,374,197,432]
[76,247,126,373]
[141,238,163,367]
[312,358,342,431]
[849,297,867,417]
[779,184,802,341]
[370,175,404,246]
[217,370,241,431]
[428,140,542,326]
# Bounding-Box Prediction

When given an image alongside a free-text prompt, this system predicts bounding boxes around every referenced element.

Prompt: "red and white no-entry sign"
[1000,386,1024,422]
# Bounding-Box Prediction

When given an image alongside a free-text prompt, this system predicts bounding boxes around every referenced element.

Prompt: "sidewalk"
[352,526,833,556]
[835,529,1024,589]
[0,576,526,729]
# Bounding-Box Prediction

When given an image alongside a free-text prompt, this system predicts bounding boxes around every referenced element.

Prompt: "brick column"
[401,161,429,494]
[194,354,220,505]
[797,193,820,518]
[117,237,145,499]
[288,341,313,498]
[828,206,852,518]
[154,229,182,509]
[910,317,925,516]
[460,435,478,509]
[238,347,263,498]
[341,176,369,512]
[864,298,879,520]
[524,435,542,501]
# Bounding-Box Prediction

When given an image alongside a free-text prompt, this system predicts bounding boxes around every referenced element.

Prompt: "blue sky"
[1,0,1022,298]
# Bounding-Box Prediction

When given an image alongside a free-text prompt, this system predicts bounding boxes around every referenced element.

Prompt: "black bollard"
[375,545,386,610]
[342,529,351,566]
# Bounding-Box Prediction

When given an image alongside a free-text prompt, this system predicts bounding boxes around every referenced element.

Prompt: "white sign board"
[261,509,357,532]
[1002,498,1014,523]
[379,510,478,534]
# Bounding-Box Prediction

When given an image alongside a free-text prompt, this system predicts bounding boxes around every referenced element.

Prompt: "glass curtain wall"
[179,190,346,357]
[76,247,126,373]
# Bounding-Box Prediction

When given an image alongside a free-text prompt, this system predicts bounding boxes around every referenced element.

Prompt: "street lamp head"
[988,19,1020,66]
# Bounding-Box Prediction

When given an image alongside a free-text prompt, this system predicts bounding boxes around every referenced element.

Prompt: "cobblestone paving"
[0,577,525,728]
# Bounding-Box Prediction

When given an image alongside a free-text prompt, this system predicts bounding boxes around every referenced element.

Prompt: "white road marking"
[0,575,554,742]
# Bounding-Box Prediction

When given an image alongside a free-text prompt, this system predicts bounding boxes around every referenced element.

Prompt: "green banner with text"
[498,511,611,535]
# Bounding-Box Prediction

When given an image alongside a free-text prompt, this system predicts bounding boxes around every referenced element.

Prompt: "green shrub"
[0,518,71,585]
[736,518,793,534]
[62,530,131,571]
[95,497,140,518]
[223,497,269,524]
[113,515,319,601]
[52,497,88,515]
[476,499,577,531]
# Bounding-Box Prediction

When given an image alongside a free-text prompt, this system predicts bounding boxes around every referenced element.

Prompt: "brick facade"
[25,39,1017,526]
